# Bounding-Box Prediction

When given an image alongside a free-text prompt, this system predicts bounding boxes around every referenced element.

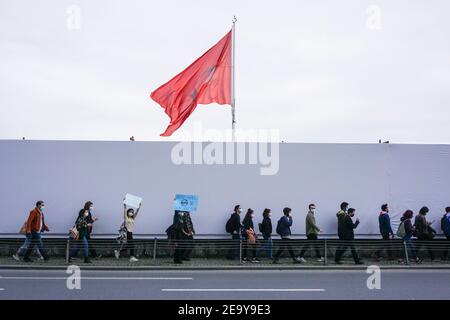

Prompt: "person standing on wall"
[257,208,273,259]
[441,207,450,260]
[22,201,50,262]
[334,208,364,265]
[414,206,436,261]
[242,208,259,263]
[114,201,142,262]
[83,201,100,258]
[182,211,195,261]
[374,203,395,260]
[225,205,243,260]
[69,209,93,263]
[298,203,324,263]
[273,207,302,264]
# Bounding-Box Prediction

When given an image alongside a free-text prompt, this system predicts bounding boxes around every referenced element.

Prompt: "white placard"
[123,193,142,209]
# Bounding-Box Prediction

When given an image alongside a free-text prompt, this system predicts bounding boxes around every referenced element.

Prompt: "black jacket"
[401,217,414,237]
[341,215,360,240]
[260,217,273,237]
[229,212,242,234]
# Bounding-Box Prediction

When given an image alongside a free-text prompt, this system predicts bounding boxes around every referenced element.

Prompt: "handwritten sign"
[173,194,198,212]
[123,193,143,209]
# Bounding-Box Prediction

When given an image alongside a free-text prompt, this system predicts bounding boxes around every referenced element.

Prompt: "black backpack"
[165,224,177,240]
[225,215,234,234]
[276,217,283,236]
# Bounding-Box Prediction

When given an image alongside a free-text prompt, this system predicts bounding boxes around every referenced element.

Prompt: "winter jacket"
[414,214,430,239]
[336,210,346,239]
[277,215,293,238]
[305,211,320,236]
[378,211,393,235]
[229,212,242,234]
[401,217,414,237]
[260,217,273,237]
[341,215,359,240]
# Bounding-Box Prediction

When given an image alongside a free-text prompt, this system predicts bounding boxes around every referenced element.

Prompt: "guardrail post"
[239,239,242,264]
[324,239,328,265]
[403,240,410,265]
[153,237,157,261]
[66,239,70,264]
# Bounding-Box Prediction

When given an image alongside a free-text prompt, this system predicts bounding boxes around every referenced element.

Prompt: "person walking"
[12,220,44,261]
[398,210,421,264]
[242,208,259,263]
[414,206,436,261]
[69,209,92,263]
[83,201,100,258]
[334,208,363,265]
[226,205,243,260]
[172,210,186,264]
[114,201,142,262]
[441,207,450,260]
[298,204,324,262]
[22,201,50,262]
[273,207,302,264]
[336,202,349,240]
[257,208,273,259]
[374,203,395,260]
[182,212,195,261]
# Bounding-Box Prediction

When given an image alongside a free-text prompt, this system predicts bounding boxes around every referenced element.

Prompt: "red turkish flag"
[150,30,232,136]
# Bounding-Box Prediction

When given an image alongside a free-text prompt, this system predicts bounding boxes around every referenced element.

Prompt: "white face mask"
[89,206,93,211]
[40,206,45,211]
[310,208,316,212]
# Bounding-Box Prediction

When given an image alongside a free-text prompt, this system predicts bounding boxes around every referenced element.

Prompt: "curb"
[1,264,450,271]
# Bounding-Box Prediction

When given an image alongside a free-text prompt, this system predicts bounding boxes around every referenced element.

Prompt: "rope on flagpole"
[231,16,237,142]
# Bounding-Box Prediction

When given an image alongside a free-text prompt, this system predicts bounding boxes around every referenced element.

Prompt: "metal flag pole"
[231,16,237,142]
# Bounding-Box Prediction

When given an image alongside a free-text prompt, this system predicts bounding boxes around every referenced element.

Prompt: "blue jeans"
[257,236,273,258]
[23,232,47,259]
[18,234,43,257]
[403,235,417,260]
[70,235,89,258]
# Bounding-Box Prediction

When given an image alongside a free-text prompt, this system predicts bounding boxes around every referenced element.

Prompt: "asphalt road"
[0,269,449,300]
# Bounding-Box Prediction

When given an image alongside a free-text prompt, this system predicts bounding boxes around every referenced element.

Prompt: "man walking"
[334,208,363,265]
[298,204,324,262]
[273,207,302,264]
[23,201,50,262]
[374,203,394,260]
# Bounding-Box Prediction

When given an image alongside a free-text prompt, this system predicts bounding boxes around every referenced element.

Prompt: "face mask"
[89,206,93,211]
[310,208,315,212]
[128,213,134,218]
[40,206,45,211]
[251,215,254,219]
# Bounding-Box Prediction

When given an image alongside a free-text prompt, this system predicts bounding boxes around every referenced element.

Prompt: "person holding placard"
[115,200,142,262]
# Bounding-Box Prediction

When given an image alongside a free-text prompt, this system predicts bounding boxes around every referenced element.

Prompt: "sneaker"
[114,250,120,259]
[12,253,20,261]
[317,257,325,262]
[251,258,260,263]
[298,257,307,263]
[129,256,139,262]
[38,256,45,261]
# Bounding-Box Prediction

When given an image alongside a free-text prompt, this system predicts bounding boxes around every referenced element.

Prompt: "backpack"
[441,215,450,236]
[276,217,283,236]
[396,221,406,238]
[165,224,177,240]
[225,215,234,234]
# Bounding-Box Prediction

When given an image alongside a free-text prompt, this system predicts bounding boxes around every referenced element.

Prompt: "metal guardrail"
[1,236,449,266]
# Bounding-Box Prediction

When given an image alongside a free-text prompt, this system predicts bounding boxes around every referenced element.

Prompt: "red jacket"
[26,208,49,233]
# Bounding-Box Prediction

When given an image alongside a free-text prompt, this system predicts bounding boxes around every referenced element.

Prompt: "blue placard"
[173,194,199,212]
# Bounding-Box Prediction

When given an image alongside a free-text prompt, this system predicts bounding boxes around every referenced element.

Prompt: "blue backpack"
[441,215,450,237]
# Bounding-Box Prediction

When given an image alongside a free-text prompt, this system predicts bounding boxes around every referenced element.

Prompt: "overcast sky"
[1,0,449,143]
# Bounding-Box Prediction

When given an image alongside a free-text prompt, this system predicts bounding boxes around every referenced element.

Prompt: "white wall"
[0,140,449,235]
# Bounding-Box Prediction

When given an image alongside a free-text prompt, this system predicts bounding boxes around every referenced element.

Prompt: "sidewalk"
[1,256,450,270]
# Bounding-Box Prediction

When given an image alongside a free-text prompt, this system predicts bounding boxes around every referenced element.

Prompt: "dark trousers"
[242,240,256,260]
[299,234,322,258]
[226,233,241,259]
[375,233,393,259]
[335,239,360,263]
[274,238,297,261]
[23,232,48,259]
[442,236,450,259]
[119,232,134,257]
[417,236,434,260]
[86,233,98,257]
[173,238,185,263]
[183,234,194,259]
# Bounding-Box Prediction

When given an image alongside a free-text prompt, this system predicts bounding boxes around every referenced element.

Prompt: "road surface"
[0,269,449,300]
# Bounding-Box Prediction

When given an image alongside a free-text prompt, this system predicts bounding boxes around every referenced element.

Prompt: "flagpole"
[231,16,237,142]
